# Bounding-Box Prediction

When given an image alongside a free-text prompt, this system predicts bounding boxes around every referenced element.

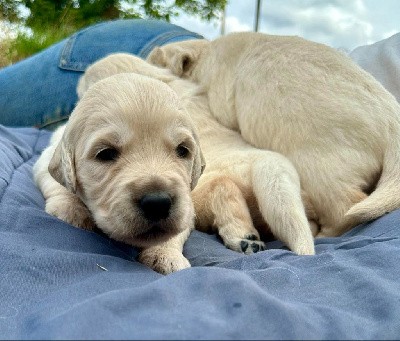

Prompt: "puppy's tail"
[252,154,315,255]
[346,129,400,223]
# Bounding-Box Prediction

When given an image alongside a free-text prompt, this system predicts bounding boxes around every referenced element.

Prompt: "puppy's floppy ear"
[190,142,206,190]
[148,46,195,77]
[171,51,195,77]
[48,140,77,193]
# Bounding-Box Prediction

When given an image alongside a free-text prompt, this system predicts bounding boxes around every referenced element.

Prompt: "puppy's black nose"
[138,192,172,222]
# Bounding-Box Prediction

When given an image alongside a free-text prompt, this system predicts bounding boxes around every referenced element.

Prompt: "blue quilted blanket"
[1,125,400,339]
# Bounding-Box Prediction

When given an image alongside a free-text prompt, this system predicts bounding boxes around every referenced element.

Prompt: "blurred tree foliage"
[0,0,226,64]
[1,0,226,30]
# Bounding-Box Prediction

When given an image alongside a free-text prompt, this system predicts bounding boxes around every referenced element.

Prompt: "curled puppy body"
[148,32,400,237]
[33,73,205,274]
[186,94,315,255]
[74,54,315,255]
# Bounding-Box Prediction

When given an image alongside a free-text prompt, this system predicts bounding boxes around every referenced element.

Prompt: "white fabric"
[350,32,400,103]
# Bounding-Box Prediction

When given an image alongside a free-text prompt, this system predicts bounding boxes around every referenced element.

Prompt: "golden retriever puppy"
[33,73,205,274]
[185,90,315,255]
[147,32,400,237]
[76,53,177,101]
[75,53,315,255]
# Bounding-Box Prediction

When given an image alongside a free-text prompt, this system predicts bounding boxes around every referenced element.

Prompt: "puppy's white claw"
[138,248,191,275]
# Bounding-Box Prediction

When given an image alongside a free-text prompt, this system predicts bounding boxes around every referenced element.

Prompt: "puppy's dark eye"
[176,144,190,158]
[96,148,119,162]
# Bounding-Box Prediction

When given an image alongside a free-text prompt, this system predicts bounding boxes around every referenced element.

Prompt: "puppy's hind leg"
[252,156,315,255]
[192,175,265,254]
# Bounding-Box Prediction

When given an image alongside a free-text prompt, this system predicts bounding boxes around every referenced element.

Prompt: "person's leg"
[0,19,203,129]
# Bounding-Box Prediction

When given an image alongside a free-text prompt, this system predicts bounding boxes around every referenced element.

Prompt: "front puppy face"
[49,74,204,247]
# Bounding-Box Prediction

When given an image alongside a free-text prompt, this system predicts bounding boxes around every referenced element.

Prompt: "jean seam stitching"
[58,24,203,70]
[59,34,76,69]
[138,31,203,58]
[58,21,109,71]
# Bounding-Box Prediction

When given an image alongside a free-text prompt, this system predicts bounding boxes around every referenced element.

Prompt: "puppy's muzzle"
[138,191,172,222]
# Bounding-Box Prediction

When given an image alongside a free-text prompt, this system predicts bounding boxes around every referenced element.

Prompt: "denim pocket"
[58,19,203,72]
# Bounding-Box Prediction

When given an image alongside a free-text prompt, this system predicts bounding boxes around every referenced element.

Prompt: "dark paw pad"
[240,240,249,252]
[245,234,258,241]
[240,239,265,254]
[251,242,261,253]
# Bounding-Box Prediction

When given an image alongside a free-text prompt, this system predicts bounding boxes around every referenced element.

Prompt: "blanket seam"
[32,129,45,155]
[0,131,42,202]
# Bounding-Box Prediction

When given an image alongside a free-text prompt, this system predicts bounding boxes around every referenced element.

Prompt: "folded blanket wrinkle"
[0,125,399,339]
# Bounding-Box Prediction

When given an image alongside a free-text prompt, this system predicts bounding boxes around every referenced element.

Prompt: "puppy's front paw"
[224,234,266,255]
[138,248,191,275]
[46,195,96,230]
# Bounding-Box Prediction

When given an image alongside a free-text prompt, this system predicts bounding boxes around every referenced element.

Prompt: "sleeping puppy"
[33,73,205,275]
[148,32,400,237]
[183,82,316,255]
[74,53,316,256]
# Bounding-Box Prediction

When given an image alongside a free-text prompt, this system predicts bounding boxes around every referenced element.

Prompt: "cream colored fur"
[72,53,315,255]
[148,32,400,237]
[33,73,205,275]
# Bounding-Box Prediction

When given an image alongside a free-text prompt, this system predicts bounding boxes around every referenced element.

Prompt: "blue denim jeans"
[0,19,203,129]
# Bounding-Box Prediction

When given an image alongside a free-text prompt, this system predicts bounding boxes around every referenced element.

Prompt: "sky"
[171,0,400,52]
